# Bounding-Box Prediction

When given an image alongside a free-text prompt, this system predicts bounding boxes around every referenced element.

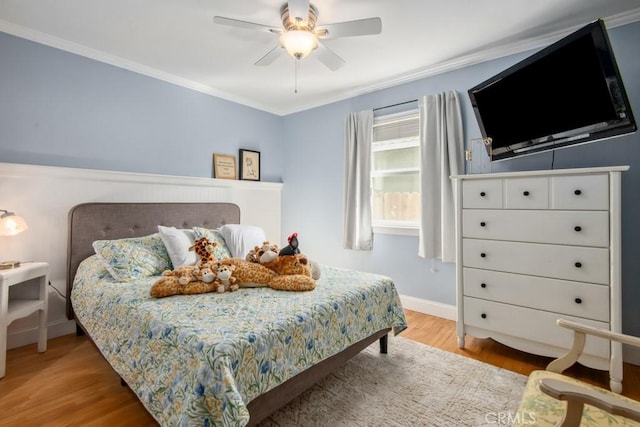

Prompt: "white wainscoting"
[0,162,282,349]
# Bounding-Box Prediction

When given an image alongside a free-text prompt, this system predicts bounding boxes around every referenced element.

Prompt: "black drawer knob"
[480,221,486,227]
[480,283,487,288]
[480,253,487,258]
[575,298,582,304]
[523,190,530,196]
[481,313,487,319]
[575,262,582,268]
[574,226,582,232]
[480,191,486,197]
[574,189,582,195]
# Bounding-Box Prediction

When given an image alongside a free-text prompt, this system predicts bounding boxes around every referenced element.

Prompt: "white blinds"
[373,110,419,143]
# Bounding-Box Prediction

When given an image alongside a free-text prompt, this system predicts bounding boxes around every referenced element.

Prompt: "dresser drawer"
[463,268,609,322]
[463,297,610,359]
[462,209,609,247]
[462,179,502,208]
[551,174,609,210]
[462,239,610,284]
[504,177,549,209]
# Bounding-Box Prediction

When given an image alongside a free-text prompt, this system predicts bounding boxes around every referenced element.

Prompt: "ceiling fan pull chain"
[295,59,299,94]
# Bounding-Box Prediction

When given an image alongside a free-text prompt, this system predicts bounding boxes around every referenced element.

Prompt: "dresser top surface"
[451,165,629,181]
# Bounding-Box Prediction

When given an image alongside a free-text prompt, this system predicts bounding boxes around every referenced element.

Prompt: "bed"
[66,202,408,426]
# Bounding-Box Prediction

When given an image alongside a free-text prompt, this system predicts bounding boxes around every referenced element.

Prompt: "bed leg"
[379,334,388,354]
[75,324,85,336]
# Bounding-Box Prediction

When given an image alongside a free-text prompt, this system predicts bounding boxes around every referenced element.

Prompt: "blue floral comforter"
[71,255,407,426]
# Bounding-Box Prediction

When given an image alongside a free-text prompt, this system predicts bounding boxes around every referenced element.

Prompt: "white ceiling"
[1,1,640,116]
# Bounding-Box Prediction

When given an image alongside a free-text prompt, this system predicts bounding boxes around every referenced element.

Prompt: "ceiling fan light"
[280,30,318,59]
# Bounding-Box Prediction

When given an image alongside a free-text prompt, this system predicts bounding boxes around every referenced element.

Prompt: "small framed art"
[213,153,237,180]
[239,149,261,181]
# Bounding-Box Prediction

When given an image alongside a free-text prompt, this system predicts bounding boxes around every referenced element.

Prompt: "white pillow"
[219,224,267,259]
[157,225,197,268]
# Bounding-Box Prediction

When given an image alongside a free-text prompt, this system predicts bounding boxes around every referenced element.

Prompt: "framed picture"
[212,153,237,180]
[239,149,261,181]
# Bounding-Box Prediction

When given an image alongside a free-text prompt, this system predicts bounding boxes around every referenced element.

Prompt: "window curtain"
[418,91,464,263]
[343,110,374,250]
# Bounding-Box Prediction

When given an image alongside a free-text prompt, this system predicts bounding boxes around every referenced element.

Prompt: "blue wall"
[1,20,639,336]
[0,33,283,181]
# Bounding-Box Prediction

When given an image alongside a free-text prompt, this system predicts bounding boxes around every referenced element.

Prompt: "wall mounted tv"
[468,18,636,161]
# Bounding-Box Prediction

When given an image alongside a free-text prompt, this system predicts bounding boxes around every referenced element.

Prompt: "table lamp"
[0,209,29,269]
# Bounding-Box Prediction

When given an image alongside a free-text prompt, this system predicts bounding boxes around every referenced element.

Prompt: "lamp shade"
[0,210,28,236]
[280,30,318,59]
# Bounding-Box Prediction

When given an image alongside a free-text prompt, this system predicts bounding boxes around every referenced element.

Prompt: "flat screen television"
[468,18,636,161]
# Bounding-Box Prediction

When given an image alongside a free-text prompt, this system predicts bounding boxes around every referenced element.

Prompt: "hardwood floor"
[402,310,640,401]
[1,309,638,425]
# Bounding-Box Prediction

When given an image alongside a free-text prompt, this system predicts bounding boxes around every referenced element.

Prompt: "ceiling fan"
[213,0,382,71]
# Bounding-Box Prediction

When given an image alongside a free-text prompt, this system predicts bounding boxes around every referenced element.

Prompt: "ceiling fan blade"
[318,17,382,38]
[255,44,284,66]
[288,0,310,22]
[316,42,345,71]
[213,16,280,33]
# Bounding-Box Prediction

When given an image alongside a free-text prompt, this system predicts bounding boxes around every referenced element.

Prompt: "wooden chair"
[513,319,640,427]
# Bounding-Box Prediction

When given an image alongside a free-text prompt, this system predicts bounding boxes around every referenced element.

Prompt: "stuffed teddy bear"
[309,259,322,280]
[221,253,316,291]
[246,236,322,282]
[215,264,239,292]
[246,241,279,264]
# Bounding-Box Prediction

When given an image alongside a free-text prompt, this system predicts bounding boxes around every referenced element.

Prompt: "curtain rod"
[373,99,418,112]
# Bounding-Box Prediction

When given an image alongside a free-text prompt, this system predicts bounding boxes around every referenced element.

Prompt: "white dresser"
[451,166,628,392]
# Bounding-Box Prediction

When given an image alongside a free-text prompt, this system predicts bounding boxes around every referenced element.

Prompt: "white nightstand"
[0,261,49,378]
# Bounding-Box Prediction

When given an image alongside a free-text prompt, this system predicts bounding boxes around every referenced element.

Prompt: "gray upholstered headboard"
[66,202,240,320]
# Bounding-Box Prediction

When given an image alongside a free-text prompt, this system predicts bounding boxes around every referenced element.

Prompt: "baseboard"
[7,319,76,350]
[399,295,456,321]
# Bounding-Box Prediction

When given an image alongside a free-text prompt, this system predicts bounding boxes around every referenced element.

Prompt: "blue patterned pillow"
[192,227,233,260]
[92,233,171,282]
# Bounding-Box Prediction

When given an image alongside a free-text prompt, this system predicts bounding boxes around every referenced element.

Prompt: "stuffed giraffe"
[189,237,217,267]
[215,264,239,292]
[150,263,222,298]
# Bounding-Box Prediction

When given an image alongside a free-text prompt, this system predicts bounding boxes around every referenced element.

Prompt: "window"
[371,109,420,235]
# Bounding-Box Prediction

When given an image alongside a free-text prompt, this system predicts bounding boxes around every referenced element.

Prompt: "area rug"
[258,336,528,427]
